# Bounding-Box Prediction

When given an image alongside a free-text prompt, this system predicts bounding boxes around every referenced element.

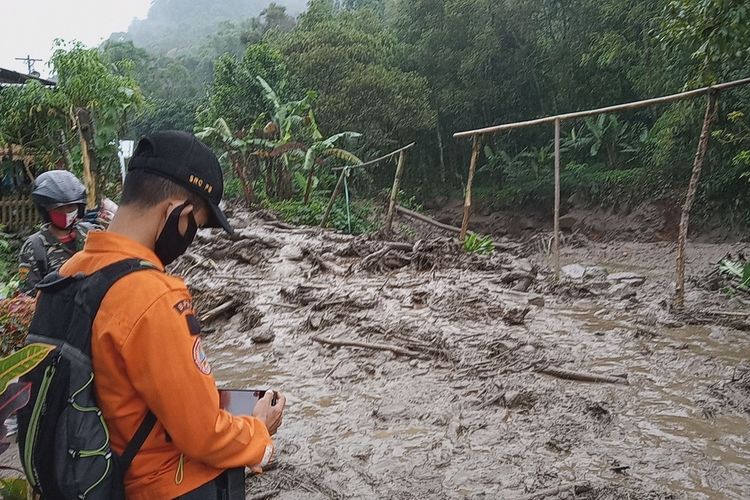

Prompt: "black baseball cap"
[128,130,233,234]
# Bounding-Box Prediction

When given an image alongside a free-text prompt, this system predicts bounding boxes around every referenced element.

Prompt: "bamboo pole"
[384,150,407,234]
[675,91,720,308]
[320,168,347,228]
[395,205,462,234]
[460,135,482,242]
[453,76,750,138]
[331,142,415,172]
[554,118,561,279]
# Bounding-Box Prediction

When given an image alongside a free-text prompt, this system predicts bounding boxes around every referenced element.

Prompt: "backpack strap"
[74,258,160,472]
[120,410,157,473]
[29,233,49,277]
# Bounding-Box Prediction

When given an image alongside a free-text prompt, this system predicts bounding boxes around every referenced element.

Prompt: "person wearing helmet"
[18,170,101,293]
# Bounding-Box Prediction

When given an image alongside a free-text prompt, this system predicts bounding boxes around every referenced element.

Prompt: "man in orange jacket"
[60,130,285,499]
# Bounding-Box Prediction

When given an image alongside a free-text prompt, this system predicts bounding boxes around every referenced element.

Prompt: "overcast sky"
[1,0,152,78]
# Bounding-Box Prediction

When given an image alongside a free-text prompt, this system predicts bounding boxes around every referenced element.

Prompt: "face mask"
[154,202,197,266]
[49,209,78,230]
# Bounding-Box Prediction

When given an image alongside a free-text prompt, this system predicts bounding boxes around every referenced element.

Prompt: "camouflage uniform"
[18,222,99,293]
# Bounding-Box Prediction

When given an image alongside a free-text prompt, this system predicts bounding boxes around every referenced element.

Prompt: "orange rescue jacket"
[59,231,273,499]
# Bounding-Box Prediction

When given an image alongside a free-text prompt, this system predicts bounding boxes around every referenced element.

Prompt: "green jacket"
[18,222,99,293]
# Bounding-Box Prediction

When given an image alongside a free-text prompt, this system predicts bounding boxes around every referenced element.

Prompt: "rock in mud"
[583,266,608,280]
[559,215,577,231]
[561,264,587,279]
[251,328,275,344]
[279,244,305,261]
[609,282,637,300]
[607,272,646,286]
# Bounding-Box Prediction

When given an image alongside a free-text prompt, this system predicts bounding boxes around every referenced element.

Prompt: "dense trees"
[2,0,748,224]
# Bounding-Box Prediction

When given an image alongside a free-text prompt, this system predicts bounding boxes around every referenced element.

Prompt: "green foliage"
[0,343,55,394]
[463,233,494,255]
[0,233,19,296]
[268,197,377,234]
[275,1,435,147]
[719,257,750,290]
[660,0,750,81]
[201,44,291,132]
[0,478,28,500]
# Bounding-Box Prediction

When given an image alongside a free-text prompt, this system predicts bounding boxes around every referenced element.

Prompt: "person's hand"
[252,390,286,436]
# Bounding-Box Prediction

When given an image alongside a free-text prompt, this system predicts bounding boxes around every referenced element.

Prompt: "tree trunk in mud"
[59,130,73,171]
[277,163,293,200]
[303,164,316,205]
[231,155,254,207]
[436,122,446,185]
[74,107,98,208]
[264,158,275,199]
[675,91,719,308]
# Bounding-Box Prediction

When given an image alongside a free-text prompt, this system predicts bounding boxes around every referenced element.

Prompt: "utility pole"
[15,54,42,76]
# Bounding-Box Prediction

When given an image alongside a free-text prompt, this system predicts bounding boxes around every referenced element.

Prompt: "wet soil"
[3,208,748,499]
[184,210,749,499]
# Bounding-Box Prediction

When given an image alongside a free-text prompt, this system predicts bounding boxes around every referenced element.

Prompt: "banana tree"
[302,132,362,204]
[256,76,319,200]
[196,117,275,206]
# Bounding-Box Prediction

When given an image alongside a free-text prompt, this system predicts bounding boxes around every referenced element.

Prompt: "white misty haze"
[0,0,152,78]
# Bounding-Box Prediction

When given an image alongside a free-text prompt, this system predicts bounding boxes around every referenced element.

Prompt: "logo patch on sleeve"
[186,314,202,336]
[173,299,193,314]
[192,337,211,375]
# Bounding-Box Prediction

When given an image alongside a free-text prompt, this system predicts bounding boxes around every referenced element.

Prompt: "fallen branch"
[246,489,280,500]
[312,335,421,358]
[538,366,629,385]
[515,482,592,500]
[395,205,462,234]
[200,300,238,323]
[701,309,750,317]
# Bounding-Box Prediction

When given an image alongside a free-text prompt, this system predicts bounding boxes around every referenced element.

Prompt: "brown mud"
[181,208,749,499]
[3,206,748,499]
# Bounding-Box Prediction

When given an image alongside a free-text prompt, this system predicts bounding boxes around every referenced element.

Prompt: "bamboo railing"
[0,195,38,230]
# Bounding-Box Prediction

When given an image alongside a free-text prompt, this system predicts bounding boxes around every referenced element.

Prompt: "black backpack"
[17,259,159,500]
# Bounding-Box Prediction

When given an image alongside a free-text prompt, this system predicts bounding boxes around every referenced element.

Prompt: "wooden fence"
[0,195,38,230]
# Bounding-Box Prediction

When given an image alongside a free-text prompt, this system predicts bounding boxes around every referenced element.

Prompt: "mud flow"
[179,211,749,499]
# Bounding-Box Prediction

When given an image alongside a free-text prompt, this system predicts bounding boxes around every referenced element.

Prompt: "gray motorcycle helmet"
[31,170,87,222]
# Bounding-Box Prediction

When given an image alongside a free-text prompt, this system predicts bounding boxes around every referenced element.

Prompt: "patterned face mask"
[49,209,78,230]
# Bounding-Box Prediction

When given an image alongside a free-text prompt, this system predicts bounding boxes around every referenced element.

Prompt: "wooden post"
[554,118,561,279]
[384,150,407,234]
[675,91,719,308]
[460,135,482,241]
[321,168,347,228]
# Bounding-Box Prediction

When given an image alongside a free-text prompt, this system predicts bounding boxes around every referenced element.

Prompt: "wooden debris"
[246,489,280,500]
[515,482,592,500]
[395,205,462,234]
[311,335,421,358]
[538,366,629,385]
[200,300,238,324]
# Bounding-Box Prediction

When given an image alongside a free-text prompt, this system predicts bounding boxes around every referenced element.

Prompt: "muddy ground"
[178,208,749,500]
[3,206,748,499]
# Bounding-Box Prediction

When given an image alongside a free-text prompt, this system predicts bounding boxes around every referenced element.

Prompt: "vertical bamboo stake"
[303,164,316,205]
[460,135,482,241]
[384,150,407,234]
[321,168,347,228]
[675,91,719,308]
[554,118,561,279]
